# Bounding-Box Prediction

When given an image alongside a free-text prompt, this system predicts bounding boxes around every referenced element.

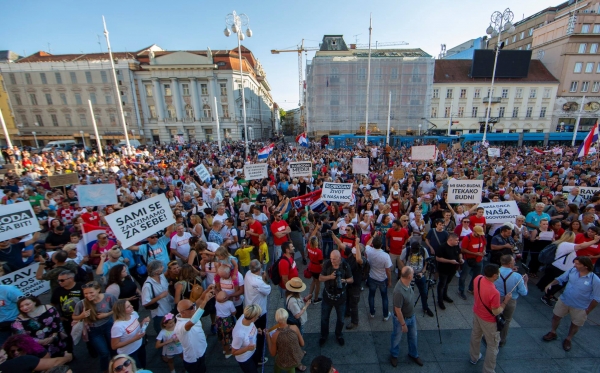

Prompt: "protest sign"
[411,145,437,160]
[77,184,118,207]
[289,161,312,178]
[0,263,49,296]
[563,186,600,203]
[479,201,520,224]
[352,158,369,174]
[447,179,483,204]
[488,148,501,157]
[393,169,404,180]
[244,163,268,180]
[49,173,79,188]
[321,182,353,203]
[438,143,448,151]
[105,194,176,249]
[0,202,40,241]
[370,190,380,200]
[453,142,461,150]
[194,164,211,182]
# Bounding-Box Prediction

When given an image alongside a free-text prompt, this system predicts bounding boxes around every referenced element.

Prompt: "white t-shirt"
[231,316,258,363]
[216,299,236,318]
[219,271,245,306]
[156,329,183,356]
[553,242,577,272]
[110,312,142,355]
[170,232,193,259]
[214,213,228,224]
[365,245,393,282]
[175,315,208,363]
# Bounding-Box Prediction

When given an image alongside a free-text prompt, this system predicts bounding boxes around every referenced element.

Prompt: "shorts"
[216,315,237,345]
[553,298,588,326]
[311,271,320,280]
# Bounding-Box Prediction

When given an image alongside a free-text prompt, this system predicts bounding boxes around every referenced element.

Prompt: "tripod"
[413,260,442,344]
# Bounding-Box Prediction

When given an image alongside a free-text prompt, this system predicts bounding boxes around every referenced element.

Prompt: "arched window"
[203,104,212,119]
[167,105,176,119]
[185,104,194,119]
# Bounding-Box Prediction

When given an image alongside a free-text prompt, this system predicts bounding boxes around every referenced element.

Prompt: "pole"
[364,14,373,146]
[80,131,86,147]
[235,21,249,158]
[88,100,104,157]
[483,28,503,143]
[103,16,132,156]
[32,131,39,148]
[572,95,586,146]
[215,96,222,151]
[386,90,391,146]
[0,109,13,149]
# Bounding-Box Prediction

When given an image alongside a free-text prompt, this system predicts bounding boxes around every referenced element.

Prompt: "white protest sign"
[487,148,501,157]
[0,263,49,296]
[479,201,520,224]
[352,158,369,174]
[77,184,118,207]
[289,161,312,178]
[105,194,176,249]
[194,164,211,182]
[0,202,40,241]
[244,163,268,180]
[447,179,483,204]
[564,186,600,203]
[411,145,437,160]
[321,182,353,203]
[370,190,380,200]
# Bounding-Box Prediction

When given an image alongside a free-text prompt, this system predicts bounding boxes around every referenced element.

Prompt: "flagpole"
[364,14,372,146]
[386,90,391,146]
[572,95,585,146]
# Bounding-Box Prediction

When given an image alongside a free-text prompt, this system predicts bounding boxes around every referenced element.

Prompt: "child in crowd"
[214,247,239,280]
[155,313,183,373]
[257,234,270,272]
[234,240,253,275]
[214,291,236,358]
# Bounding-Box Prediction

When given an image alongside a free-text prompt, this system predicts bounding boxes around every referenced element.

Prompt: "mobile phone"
[140,321,149,333]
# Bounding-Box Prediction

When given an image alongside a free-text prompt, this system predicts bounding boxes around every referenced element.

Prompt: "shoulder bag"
[477,277,506,332]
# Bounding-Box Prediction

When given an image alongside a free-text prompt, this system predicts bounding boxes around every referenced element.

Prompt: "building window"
[185,104,194,118]
[105,95,112,104]
[512,35,517,43]
[543,88,551,98]
[149,105,156,118]
[574,62,583,73]
[458,106,464,117]
[471,107,478,118]
[74,93,82,105]
[391,68,398,79]
[515,88,523,98]
[8,73,15,85]
[498,107,505,117]
[65,114,72,127]
[145,84,152,97]
[167,105,176,119]
[526,107,533,118]
[201,84,209,95]
[593,81,600,92]
[182,84,190,96]
[540,107,547,117]
[121,94,127,104]
[164,84,171,96]
[582,24,591,33]
[358,68,366,80]
[45,93,52,105]
[579,43,587,53]
[594,24,600,33]
[20,114,28,126]
[51,114,59,127]
[474,88,481,98]
[25,73,32,85]
[512,107,519,118]
[29,93,38,105]
[85,72,92,84]
[597,64,600,73]
[222,104,229,118]
[446,89,453,99]
[443,106,450,118]
[79,114,87,126]
[70,72,77,84]
[528,27,534,36]
[432,89,439,99]
[591,43,599,53]
[100,71,108,83]
[94,114,101,126]
[219,83,227,96]
[60,93,67,105]
[109,114,117,126]
[14,94,22,105]
[520,31,525,40]
[570,81,579,92]
[582,81,590,92]
[526,43,531,50]
[529,88,537,98]
[460,89,467,98]
[55,72,62,84]
[501,88,509,98]
[40,73,47,84]
[586,62,595,73]
[90,92,97,104]
[430,107,437,118]
[203,104,212,118]
[35,114,44,126]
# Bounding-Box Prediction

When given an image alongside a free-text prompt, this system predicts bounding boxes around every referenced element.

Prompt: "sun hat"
[285,277,307,293]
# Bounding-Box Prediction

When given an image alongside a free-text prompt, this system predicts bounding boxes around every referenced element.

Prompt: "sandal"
[297,365,307,372]
[542,331,557,341]
[563,339,572,351]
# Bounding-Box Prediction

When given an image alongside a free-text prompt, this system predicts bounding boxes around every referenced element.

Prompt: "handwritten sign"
[352,158,369,174]
[0,202,41,241]
[194,164,211,182]
[244,163,268,181]
[370,190,380,200]
[447,179,483,204]
[321,182,353,203]
[289,162,312,178]
[411,145,437,160]
[49,173,79,188]
[438,143,448,151]
[488,148,501,157]
[479,201,520,224]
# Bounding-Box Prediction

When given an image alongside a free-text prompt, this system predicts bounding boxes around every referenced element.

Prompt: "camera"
[335,269,343,289]
[323,230,333,238]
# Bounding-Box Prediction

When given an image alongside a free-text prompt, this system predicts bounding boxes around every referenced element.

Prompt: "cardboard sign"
[289,161,312,178]
[393,169,404,180]
[438,143,448,151]
[411,145,437,160]
[105,194,176,249]
[447,179,483,204]
[0,263,49,296]
[194,164,211,182]
[479,201,520,224]
[352,158,369,174]
[77,184,118,207]
[563,186,600,203]
[488,148,501,157]
[321,182,353,203]
[453,142,461,150]
[49,173,79,188]
[0,202,40,241]
[244,163,268,181]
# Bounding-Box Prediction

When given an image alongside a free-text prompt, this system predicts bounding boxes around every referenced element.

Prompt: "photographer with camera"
[331,234,363,329]
[35,249,79,291]
[399,242,433,317]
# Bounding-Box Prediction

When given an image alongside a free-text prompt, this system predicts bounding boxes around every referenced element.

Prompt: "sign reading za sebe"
[104,193,176,249]
[447,179,483,204]
[288,162,312,178]
[321,182,353,203]
[0,202,40,241]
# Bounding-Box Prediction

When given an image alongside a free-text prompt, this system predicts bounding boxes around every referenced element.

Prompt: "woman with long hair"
[266,308,306,372]
[106,264,141,311]
[568,220,584,234]
[110,300,149,369]
[306,236,323,303]
[2,334,49,359]
[173,264,203,305]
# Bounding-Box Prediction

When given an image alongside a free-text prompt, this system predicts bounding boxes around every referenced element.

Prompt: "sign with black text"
[0,202,40,241]
[479,201,520,224]
[447,179,483,204]
[487,148,501,157]
[105,194,176,249]
[244,163,268,181]
[194,164,211,182]
[563,186,600,203]
[289,161,312,178]
[321,182,353,203]
[0,263,49,296]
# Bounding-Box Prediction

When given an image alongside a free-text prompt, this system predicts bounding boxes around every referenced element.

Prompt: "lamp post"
[483,8,515,143]
[418,124,422,136]
[31,131,39,148]
[79,130,85,148]
[225,10,252,159]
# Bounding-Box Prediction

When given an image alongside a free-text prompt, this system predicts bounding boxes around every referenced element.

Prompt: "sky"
[2,0,553,110]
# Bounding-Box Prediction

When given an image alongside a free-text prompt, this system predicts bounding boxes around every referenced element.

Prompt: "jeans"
[459,261,482,294]
[413,275,429,310]
[437,272,454,301]
[321,295,346,339]
[183,355,206,373]
[322,240,334,259]
[237,352,258,373]
[254,313,267,364]
[368,277,389,317]
[88,321,116,371]
[346,285,361,325]
[129,343,147,369]
[390,314,418,358]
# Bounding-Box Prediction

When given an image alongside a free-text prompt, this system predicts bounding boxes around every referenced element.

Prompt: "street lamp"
[418,124,422,136]
[225,10,252,159]
[31,131,39,148]
[79,130,85,148]
[483,8,515,143]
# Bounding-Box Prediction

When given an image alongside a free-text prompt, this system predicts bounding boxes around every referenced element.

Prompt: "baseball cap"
[473,226,485,235]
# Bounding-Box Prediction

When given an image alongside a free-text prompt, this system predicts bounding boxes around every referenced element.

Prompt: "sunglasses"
[149,236,158,239]
[186,303,196,311]
[99,236,108,239]
[401,220,408,222]
[113,359,132,373]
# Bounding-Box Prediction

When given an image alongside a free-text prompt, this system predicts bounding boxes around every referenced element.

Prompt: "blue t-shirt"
[136,235,170,271]
[0,285,24,322]
[102,257,129,277]
[121,249,136,270]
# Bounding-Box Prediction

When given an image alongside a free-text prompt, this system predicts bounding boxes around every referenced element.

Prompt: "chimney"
[350,44,356,49]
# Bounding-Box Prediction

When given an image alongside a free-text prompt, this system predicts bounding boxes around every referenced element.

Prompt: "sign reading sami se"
[0,263,49,296]
[244,163,268,181]
[194,164,211,182]
[447,179,483,203]
[289,161,312,178]
[321,182,353,202]
[479,201,520,224]
[0,202,40,241]
[104,194,176,249]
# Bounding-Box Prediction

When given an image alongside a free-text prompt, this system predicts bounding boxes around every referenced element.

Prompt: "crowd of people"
[0,138,599,373]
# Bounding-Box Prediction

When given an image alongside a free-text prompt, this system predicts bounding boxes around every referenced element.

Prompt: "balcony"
[182,118,194,123]
[478,117,500,123]
[482,97,502,104]
[220,116,232,122]
[200,117,213,122]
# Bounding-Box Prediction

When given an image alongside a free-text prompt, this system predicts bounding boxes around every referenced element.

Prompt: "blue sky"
[2,0,551,110]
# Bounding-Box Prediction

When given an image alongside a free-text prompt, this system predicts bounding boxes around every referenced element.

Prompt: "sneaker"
[541,296,555,308]
[383,312,390,321]
[224,354,232,359]
[457,291,467,300]
[313,298,322,305]
[443,296,454,303]
[467,290,474,295]
[455,271,461,278]
[337,336,345,346]
[370,313,375,318]
[438,302,446,310]
[257,357,268,365]
[319,337,327,346]
[390,356,398,367]
[210,324,217,335]
[469,352,482,365]
[346,323,358,330]
[424,308,434,317]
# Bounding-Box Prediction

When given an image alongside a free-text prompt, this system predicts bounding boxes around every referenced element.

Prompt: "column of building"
[151,78,165,120]
[171,77,183,120]
[189,77,201,121]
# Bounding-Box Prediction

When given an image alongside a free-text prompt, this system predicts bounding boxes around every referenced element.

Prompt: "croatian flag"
[296,132,309,147]
[577,122,599,158]
[533,148,545,155]
[258,143,274,160]
[82,223,115,255]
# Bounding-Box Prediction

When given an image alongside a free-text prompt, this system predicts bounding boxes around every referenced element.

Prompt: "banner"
[0,263,49,296]
[289,161,312,178]
[563,186,600,203]
[447,179,483,204]
[77,184,118,207]
[194,164,211,182]
[411,145,437,160]
[321,182,353,203]
[487,148,501,157]
[244,163,268,180]
[104,194,176,249]
[479,201,520,224]
[49,173,79,188]
[0,202,40,241]
[352,158,369,174]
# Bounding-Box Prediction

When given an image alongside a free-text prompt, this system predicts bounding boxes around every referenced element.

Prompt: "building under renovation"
[305,35,434,136]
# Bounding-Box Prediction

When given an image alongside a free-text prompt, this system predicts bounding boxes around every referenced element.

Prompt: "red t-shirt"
[386,228,409,255]
[461,234,486,262]
[575,233,600,264]
[552,227,565,241]
[307,245,323,273]
[271,220,290,246]
[81,211,101,225]
[278,255,298,288]
[470,215,486,230]
[248,220,263,246]
[339,235,356,259]
[473,275,501,323]
[390,201,401,218]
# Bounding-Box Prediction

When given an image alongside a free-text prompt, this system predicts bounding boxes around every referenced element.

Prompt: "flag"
[577,122,599,158]
[295,133,308,147]
[82,223,115,255]
[309,198,328,213]
[257,143,274,160]
[533,148,545,155]
[291,189,322,209]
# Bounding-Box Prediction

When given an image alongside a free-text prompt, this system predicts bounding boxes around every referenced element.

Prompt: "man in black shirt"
[50,270,83,351]
[0,233,40,273]
[319,250,353,347]
[255,186,271,206]
[435,233,463,309]
[0,349,72,372]
[44,225,70,250]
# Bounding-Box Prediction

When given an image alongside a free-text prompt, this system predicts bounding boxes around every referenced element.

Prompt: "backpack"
[188,279,204,303]
[538,243,564,265]
[269,256,291,285]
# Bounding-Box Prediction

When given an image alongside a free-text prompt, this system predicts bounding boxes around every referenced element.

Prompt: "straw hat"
[285,277,306,293]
